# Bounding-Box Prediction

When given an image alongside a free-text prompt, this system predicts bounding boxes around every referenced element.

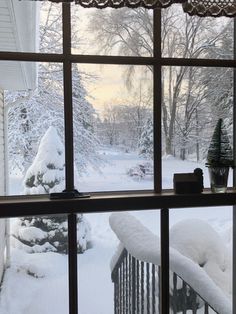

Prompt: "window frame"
[0,3,235,314]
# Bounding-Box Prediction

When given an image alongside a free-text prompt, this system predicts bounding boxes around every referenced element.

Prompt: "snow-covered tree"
[88,6,232,160]
[12,127,91,254]
[24,126,64,194]
[72,64,100,173]
[6,2,100,175]
[139,117,153,159]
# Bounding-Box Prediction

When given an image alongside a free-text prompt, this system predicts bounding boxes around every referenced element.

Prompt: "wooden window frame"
[0,4,235,314]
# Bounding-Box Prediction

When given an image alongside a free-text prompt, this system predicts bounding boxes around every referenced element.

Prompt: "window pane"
[162,5,233,60]
[0,215,68,314]
[73,64,154,192]
[71,6,153,57]
[169,206,232,313]
[0,1,62,53]
[162,66,233,189]
[3,61,64,196]
[78,210,160,313]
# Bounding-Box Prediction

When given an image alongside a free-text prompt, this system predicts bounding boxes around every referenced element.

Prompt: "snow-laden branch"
[109,213,232,314]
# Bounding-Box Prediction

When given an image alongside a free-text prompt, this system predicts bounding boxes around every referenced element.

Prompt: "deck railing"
[111,248,218,314]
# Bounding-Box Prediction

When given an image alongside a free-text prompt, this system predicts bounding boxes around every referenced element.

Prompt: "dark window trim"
[0,4,235,314]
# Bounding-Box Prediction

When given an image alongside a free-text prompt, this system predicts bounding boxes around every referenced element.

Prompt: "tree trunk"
[165,137,173,155]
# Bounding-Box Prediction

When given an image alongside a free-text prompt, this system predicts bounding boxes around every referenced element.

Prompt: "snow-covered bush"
[23,127,64,194]
[12,214,91,254]
[12,127,92,254]
[127,162,153,180]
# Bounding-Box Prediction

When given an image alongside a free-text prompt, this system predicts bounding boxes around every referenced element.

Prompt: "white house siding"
[0,219,6,285]
[0,0,39,287]
[0,89,6,285]
[0,91,4,193]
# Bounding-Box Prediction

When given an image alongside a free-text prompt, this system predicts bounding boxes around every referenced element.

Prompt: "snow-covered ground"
[0,148,232,314]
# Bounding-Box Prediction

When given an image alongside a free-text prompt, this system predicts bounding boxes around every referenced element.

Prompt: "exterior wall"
[0,90,6,285]
[0,219,6,285]
[0,91,5,193]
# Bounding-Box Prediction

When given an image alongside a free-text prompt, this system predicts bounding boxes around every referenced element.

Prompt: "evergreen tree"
[24,126,64,194]
[6,2,100,174]
[13,127,91,254]
[139,117,153,160]
[206,119,234,167]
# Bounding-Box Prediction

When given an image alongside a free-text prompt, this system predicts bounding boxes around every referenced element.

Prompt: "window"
[0,2,235,314]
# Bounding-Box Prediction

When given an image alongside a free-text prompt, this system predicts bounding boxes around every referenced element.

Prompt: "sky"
[70,6,153,112]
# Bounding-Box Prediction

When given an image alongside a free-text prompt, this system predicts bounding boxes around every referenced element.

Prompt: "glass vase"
[208,166,229,193]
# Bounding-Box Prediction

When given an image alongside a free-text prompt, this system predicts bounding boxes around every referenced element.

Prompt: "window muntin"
[0,4,234,314]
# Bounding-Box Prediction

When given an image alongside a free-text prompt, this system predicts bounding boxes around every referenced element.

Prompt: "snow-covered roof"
[0,0,39,90]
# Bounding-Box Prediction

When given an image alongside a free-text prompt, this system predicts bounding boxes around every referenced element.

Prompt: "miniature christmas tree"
[206,118,234,167]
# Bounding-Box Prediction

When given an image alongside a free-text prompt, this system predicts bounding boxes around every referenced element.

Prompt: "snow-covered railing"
[109,213,232,314]
[111,248,159,313]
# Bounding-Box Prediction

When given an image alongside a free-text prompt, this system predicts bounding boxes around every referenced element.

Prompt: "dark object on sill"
[50,189,90,199]
[174,168,203,194]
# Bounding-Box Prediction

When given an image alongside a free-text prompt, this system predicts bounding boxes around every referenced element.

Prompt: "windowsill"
[0,188,235,218]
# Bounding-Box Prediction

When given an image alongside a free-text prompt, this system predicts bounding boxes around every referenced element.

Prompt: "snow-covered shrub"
[23,127,64,194]
[127,162,153,180]
[13,214,91,254]
[12,127,92,254]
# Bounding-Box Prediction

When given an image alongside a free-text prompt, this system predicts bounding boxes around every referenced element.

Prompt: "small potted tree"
[206,119,234,193]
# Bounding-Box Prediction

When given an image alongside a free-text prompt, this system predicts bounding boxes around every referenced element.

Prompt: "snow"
[170,219,227,271]
[110,212,232,314]
[23,126,65,194]
[109,212,160,267]
[0,249,68,314]
[15,226,47,244]
[0,148,233,314]
[170,219,232,298]
[78,147,233,192]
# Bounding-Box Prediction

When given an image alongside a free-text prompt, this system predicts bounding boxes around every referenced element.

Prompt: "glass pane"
[0,1,62,53]
[73,64,154,192]
[162,5,233,60]
[3,61,65,196]
[162,66,233,189]
[78,209,160,313]
[0,215,68,314]
[71,6,153,57]
[169,206,232,313]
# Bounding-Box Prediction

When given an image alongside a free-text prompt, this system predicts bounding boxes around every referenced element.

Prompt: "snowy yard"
[0,148,232,314]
